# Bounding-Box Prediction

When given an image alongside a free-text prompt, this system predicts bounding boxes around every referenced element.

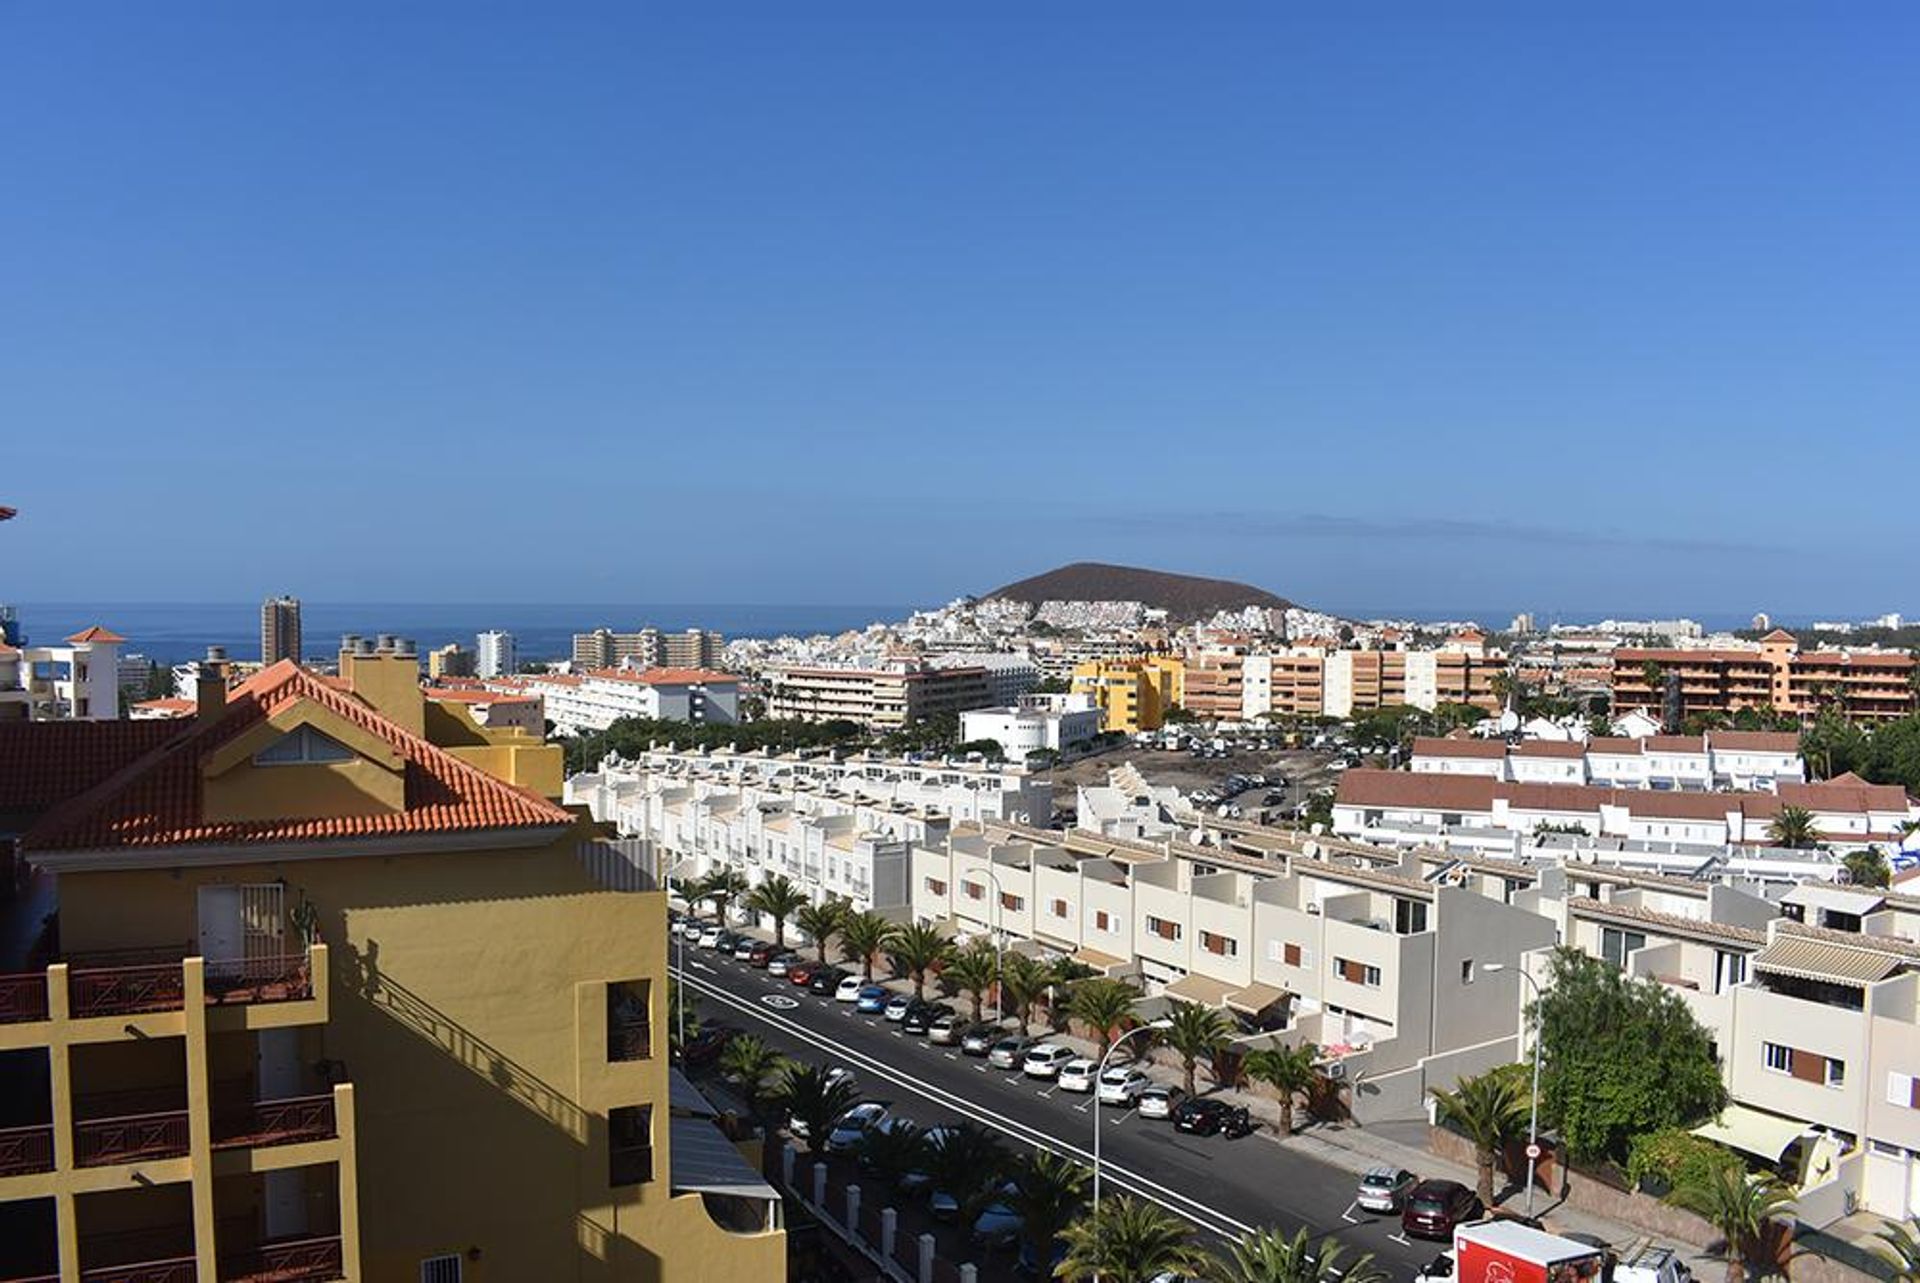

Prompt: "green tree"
[1843,847,1892,888]
[743,874,808,948]
[1767,804,1820,849]
[999,952,1047,1032]
[1534,947,1727,1164]
[1008,1148,1089,1271]
[717,1033,787,1119]
[943,941,1000,1023]
[887,921,953,999]
[925,1123,1011,1228]
[837,911,895,983]
[1057,1195,1204,1283]
[777,1063,861,1157]
[1203,1226,1386,1283]
[1161,1000,1234,1096]
[1066,978,1140,1061]
[692,867,750,921]
[1242,1044,1318,1136]
[1669,1167,1798,1283]
[794,899,846,965]
[1430,1068,1532,1208]
[855,1118,926,1189]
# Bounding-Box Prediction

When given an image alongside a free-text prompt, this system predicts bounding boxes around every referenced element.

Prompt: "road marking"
[688,961,715,973]
[1340,1200,1362,1225]
[761,994,801,1010]
[1390,1233,1413,1247]
[1072,1103,1089,1113]
[678,970,1260,1243]
[944,1053,958,1060]
[1003,1076,1024,1086]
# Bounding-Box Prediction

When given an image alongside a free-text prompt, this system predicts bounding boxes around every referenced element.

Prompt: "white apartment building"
[931,651,1039,707]
[764,660,994,730]
[476,629,517,678]
[0,625,126,721]
[1410,732,1806,791]
[960,694,1100,761]
[505,668,741,736]
[423,686,546,736]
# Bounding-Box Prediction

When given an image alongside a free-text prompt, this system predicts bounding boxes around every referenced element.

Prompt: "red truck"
[1452,1221,1607,1283]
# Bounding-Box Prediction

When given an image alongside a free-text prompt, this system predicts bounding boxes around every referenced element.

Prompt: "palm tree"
[1162,1000,1234,1096]
[743,874,808,948]
[837,911,895,983]
[694,867,750,922]
[717,1033,787,1119]
[1057,1194,1204,1283]
[998,952,1047,1032]
[1203,1225,1386,1283]
[1242,1044,1318,1136]
[1768,804,1820,850]
[943,941,1000,1022]
[925,1123,1011,1228]
[887,921,953,999]
[1007,1148,1089,1272]
[1877,1216,1920,1283]
[777,1063,861,1157]
[1669,1166,1797,1283]
[794,899,846,965]
[1843,847,1891,888]
[855,1118,926,1190]
[1067,978,1140,1061]
[1430,1068,1531,1209]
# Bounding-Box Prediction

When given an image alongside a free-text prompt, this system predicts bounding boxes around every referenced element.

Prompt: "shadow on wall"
[339,937,588,1142]
[577,1212,666,1283]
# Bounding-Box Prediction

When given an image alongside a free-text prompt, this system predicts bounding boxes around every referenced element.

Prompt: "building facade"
[475,630,517,680]
[1070,657,1184,734]
[508,669,741,737]
[572,629,726,673]
[959,694,1101,761]
[1613,632,1917,725]
[763,661,992,730]
[0,625,126,722]
[260,597,302,666]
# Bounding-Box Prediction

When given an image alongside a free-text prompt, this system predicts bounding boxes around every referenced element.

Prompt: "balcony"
[74,1107,191,1169]
[220,1235,345,1283]
[0,972,49,1025]
[67,952,190,1019]
[201,957,312,1008]
[0,1122,54,1176]
[211,1095,336,1152]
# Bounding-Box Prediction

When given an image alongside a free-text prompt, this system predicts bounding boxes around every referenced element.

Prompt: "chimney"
[339,641,424,737]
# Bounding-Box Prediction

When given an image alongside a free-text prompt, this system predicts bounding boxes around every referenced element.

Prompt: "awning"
[1072,946,1129,973]
[1690,1104,1811,1161]
[1226,982,1290,1015]
[1782,884,1886,917]
[1162,972,1236,1006]
[669,1067,718,1118]
[669,1117,781,1201]
[1751,936,1903,987]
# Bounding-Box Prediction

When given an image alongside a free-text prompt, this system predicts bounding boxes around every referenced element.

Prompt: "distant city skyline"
[6,6,1918,609]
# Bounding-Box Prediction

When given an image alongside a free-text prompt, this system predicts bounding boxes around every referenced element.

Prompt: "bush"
[1626,1128,1743,1197]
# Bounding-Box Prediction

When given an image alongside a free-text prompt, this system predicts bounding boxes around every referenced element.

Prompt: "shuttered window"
[421,1257,462,1283]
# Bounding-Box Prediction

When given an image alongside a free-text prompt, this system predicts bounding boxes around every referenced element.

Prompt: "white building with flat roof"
[476,629,517,679]
[0,625,126,721]
[961,693,1100,761]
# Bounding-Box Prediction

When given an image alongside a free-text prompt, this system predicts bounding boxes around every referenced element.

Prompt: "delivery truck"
[1453,1221,1607,1283]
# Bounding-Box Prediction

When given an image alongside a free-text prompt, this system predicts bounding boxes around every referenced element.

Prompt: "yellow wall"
[1071,657,1186,733]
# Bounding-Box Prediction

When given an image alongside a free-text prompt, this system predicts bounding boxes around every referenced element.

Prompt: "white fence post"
[881,1207,898,1258]
[960,1266,978,1283]
[847,1183,862,1235]
[782,1143,796,1188]
[918,1232,935,1283]
[812,1160,828,1207]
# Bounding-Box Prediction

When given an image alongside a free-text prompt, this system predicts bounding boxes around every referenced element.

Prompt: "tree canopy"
[563,714,865,774]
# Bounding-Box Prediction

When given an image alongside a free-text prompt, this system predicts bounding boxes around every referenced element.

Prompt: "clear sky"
[4,4,1916,620]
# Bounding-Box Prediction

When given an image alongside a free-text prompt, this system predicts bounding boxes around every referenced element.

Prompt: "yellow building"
[1070,656,1185,733]
[0,645,782,1283]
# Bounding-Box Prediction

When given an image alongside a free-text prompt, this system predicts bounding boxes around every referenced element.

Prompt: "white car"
[884,995,913,1022]
[835,975,865,1002]
[1056,1058,1099,1093]
[825,1102,889,1153]
[1096,1066,1151,1106]
[1022,1044,1076,1079]
[1137,1085,1184,1119]
[697,925,726,948]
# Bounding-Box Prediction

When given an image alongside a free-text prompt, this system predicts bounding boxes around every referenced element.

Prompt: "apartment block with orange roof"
[0,643,782,1283]
[1613,631,1917,725]
[0,624,127,722]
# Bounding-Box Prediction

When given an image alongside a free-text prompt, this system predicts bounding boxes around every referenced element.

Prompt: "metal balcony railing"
[211,1094,337,1151]
[68,959,188,1018]
[202,955,312,1006]
[73,1109,191,1167]
[79,1258,196,1283]
[0,1122,55,1176]
[219,1234,345,1283]
[0,970,50,1024]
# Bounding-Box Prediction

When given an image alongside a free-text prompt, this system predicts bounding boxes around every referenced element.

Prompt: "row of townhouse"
[1334,769,1919,851]
[907,821,1557,1121]
[1411,731,1807,791]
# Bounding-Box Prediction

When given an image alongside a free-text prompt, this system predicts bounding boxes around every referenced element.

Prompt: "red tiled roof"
[1779,779,1912,815]
[1335,770,1498,811]
[23,661,572,853]
[425,688,537,706]
[1710,732,1802,753]
[64,625,126,644]
[1512,740,1586,759]
[1586,737,1644,755]
[1643,735,1708,752]
[1411,737,1506,759]
[132,698,197,717]
[0,720,188,813]
[614,667,741,686]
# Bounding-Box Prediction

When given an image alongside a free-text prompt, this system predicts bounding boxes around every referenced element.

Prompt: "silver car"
[1136,1085,1184,1119]
[988,1035,1038,1068]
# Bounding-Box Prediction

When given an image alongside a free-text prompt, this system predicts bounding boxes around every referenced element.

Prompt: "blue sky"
[4,4,1916,619]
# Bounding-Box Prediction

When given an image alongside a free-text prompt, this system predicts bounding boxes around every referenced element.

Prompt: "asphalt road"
[677,945,1436,1277]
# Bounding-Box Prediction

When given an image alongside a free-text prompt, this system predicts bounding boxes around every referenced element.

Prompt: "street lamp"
[1092,1015,1174,1267]
[1482,962,1544,1217]
[665,856,700,1046]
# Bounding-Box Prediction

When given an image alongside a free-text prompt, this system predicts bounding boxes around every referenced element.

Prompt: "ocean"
[11,602,916,667]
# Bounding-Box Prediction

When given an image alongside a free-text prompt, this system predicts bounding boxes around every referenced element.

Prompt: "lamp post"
[665,857,700,1046]
[1482,962,1544,1217]
[1092,1016,1173,1275]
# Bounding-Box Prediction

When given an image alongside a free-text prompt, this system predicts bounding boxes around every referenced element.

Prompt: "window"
[1599,927,1647,969]
[1285,942,1305,967]
[421,1256,463,1283]
[254,724,355,766]
[1336,958,1381,987]
[1050,898,1069,919]
[607,980,652,1062]
[609,1104,654,1186]
[1887,1072,1920,1109]
[1094,910,1114,934]
[1763,1042,1792,1074]
[1200,930,1238,958]
[1145,916,1182,942]
[1000,891,1025,912]
[1826,1058,1846,1088]
[1461,960,1475,985]
[963,882,985,901]
[1393,899,1429,935]
[924,877,947,896]
[1714,950,1748,994]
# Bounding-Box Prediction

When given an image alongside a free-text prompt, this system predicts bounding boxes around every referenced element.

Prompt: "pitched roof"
[64,625,126,644]
[1335,769,1498,811]
[1778,778,1912,814]
[1643,736,1708,753]
[1411,737,1507,759]
[0,720,188,813]
[1709,732,1802,753]
[132,698,197,717]
[23,661,572,853]
[1512,740,1586,759]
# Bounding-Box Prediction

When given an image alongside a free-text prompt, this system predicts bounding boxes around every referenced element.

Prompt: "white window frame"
[1763,1042,1791,1074]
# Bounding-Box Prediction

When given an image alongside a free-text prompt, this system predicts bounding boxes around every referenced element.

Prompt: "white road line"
[679,971,1258,1240]
[1340,1200,1362,1225]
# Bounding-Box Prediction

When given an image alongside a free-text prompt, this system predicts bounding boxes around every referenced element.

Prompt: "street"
[677,946,1436,1276]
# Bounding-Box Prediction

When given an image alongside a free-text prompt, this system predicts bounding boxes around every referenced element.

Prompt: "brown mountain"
[983,562,1292,619]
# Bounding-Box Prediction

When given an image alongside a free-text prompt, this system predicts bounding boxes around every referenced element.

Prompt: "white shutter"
[1889,1072,1915,1108]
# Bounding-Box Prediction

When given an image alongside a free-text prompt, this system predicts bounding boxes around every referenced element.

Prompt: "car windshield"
[1363,1172,1399,1189]
[1409,1193,1448,1211]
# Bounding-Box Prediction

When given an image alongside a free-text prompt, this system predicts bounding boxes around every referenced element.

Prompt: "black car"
[1171,1097,1254,1137]
[808,966,850,996]
[1401,1179,1482,1240]
[900,1000,954,1035]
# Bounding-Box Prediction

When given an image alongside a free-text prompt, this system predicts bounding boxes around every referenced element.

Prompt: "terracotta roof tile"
[0,720,188,813]
[22,661,572,852]
[64,625,127,644]
[1709,732,1802,753]
[1512,740,1586,759]
[1411,737,1507,759]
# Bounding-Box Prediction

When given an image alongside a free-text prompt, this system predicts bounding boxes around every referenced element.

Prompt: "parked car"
[1172,1097,1253,1137]
[901,1001,954,1036]
[1355,1165,1417,1213]
[825,1102,890,1154]
[1056,1058,1099,1093]
[786,1083,860,1142]
[884,995,914,1022]
[1401,1179,1481,1240]
[927,1013,967,1045]
[1095,1066,1151,1106]
[970,1186,1025,1247]
[809,967,849,996]
[959,1024,1002,1057]
[766,951,799,977]
[856,1116,919,1172]
[748,941,778,967]
[677,918,707,940]
[786,961,819,986]
[1022,1044,1076,1079]
[697,925,726,948]
[855,985,890,1014]
[1613,1243,1693,1283]
[732,938,758,961]
[899,1125,956,1196]
[988,1035,1038,1069]
[1136,1085,1184,1120]
[835,975,865,1002]
[678,1024,735,1070]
